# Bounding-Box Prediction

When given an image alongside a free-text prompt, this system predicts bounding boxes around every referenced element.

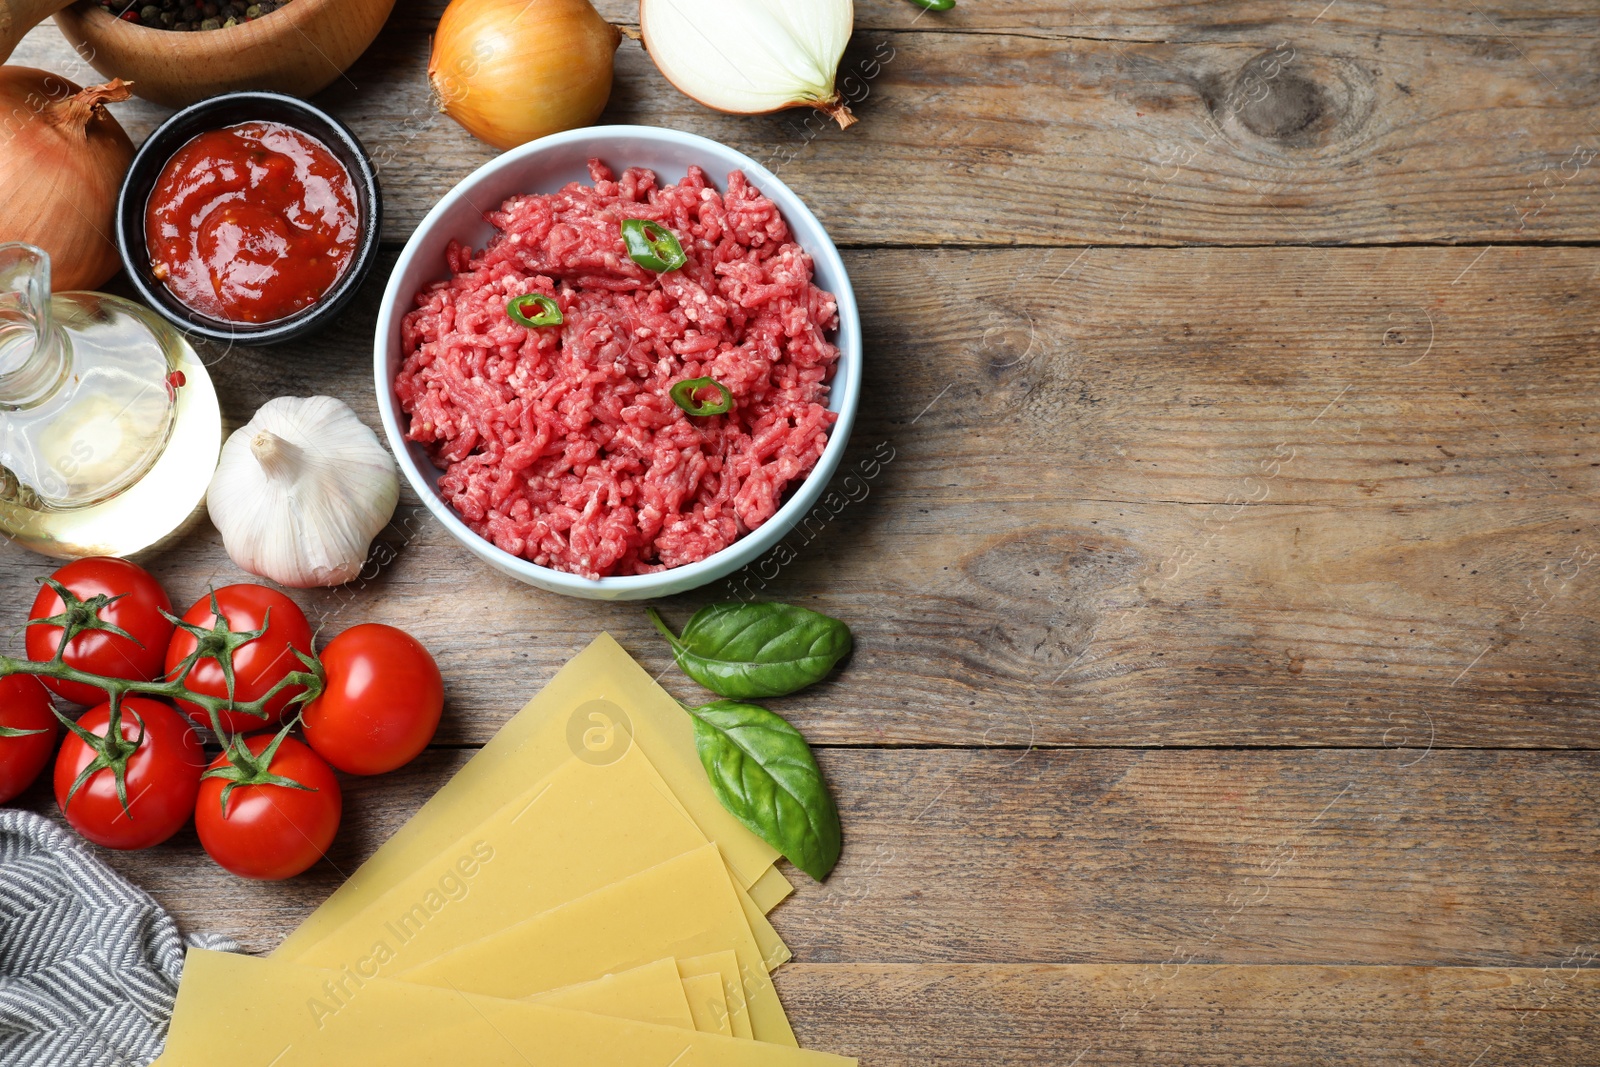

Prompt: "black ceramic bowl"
[116,91,381,346]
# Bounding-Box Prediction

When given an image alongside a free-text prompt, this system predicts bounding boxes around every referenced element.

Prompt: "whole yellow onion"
[0,70,133,291]
[429,0,622,151]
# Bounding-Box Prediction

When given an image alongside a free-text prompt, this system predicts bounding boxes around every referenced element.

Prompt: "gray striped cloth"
[0,809,237,1067]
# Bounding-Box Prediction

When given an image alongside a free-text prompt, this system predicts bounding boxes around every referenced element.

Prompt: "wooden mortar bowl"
[51,0,396,109]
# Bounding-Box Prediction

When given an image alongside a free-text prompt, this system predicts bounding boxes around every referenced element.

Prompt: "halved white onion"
[641,0,858,128]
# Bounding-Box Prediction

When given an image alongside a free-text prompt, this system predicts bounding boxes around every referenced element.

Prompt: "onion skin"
[0,68,133,291]
[429,0,621,151]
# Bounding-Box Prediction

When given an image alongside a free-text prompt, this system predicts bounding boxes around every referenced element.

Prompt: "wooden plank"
[834,0,1599,38]
[788,748,1600,971]
[13,2,1600,247]
[793,243,1600,747]
[4,245,1591,747]
[776,962,1600,1066]
[12,748,1598,969]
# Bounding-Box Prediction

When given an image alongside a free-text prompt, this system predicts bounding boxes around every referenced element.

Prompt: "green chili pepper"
[670,377,733,417]
[908,0,955,8]
[621,219,688,272]
[507,293,563,328]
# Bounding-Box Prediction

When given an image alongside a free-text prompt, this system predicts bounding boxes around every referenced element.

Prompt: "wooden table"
[10,2,1600,1063]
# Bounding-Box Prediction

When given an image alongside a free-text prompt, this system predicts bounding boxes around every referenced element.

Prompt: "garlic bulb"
[207,397,400,588]
[641,0,858,129]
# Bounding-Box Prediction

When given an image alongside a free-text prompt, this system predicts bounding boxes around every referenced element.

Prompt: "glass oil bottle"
[0,242,221,558]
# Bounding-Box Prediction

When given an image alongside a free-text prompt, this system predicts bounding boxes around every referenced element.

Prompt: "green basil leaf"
[686,700,841,882]
[647,602,853,699]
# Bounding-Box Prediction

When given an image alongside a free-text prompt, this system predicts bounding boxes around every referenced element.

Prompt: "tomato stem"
[6,582,326,722]
[56,690,146,812]
[0,652,325,722]
[202,716,316,816]
[7,582,327,819]
[28,577,141,661]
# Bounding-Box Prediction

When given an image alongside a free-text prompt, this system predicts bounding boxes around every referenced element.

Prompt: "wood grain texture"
[15,0,1600,246]
[835,0,1599,38]
[2,246,1586,748]
[12,748,1597,970]
[775,962,1600,1066]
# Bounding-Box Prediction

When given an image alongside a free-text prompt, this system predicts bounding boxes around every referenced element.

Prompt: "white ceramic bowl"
[374,126,862,600]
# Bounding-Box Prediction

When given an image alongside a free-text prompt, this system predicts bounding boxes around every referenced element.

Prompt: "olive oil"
[0,244,221,558]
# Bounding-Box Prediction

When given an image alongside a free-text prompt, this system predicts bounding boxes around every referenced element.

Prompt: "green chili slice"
[908,0,955,8]
[508,293,563,327]
[671,377,733,417]
[621,219,688,272]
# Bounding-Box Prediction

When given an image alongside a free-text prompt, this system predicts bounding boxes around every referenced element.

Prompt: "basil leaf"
[647,602,853,699]
[686,700,841,882]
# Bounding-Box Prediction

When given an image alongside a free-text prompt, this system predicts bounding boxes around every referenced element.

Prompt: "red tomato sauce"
[145,121,359,325]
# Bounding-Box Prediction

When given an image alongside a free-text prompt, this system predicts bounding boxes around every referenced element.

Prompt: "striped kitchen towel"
[0,809,236,1067]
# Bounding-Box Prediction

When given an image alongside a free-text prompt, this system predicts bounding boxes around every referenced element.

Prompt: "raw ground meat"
[395,160,841,579]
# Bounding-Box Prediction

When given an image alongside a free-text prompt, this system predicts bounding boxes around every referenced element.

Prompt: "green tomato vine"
[2,580,326,814]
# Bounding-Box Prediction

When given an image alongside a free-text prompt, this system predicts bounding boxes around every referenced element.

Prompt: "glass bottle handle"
[0,243,64,408]
[0,242,52,364]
